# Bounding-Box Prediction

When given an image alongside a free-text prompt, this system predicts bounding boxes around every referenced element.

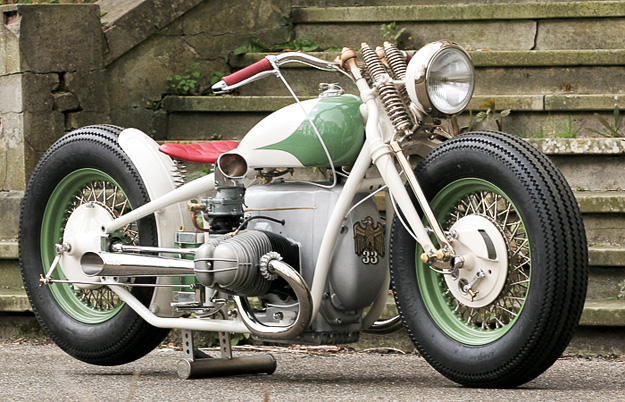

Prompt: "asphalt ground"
[1,341,624,402]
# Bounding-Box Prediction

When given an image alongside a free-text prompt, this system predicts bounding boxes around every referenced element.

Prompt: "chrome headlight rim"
[405,40,475,119]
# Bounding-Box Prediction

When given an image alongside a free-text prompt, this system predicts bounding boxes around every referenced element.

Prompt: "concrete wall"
[0,4,109,192]
[104,0,292,140]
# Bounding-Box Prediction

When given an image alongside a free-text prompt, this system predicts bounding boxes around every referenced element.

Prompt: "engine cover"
[245,182,388,315]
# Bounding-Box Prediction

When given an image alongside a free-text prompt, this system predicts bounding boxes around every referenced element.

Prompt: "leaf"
[251,36,270,51]
[233,45,264,55]
[324,46,343,52]
[192,71,200,78]
[190,62,200,69]
[500,109,511,117]
[594,113,614,131]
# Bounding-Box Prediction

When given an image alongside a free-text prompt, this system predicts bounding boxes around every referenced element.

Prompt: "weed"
[210,71,225,87]
[145,98,163,110]
[554,115,582,138]
[587,107,624,137]
[381,22,406,44]
[381,22,417,49]
[474,99,511,132]
[234,36,320,55]
[167,62,200,95]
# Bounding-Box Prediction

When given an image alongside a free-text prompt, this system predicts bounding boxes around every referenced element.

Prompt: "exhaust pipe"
[81,251,195,277]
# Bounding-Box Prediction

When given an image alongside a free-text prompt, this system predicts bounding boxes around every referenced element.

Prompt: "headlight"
[405,41,474,118]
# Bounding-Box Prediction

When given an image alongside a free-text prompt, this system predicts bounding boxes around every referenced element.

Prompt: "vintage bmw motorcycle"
[19,41,587,387]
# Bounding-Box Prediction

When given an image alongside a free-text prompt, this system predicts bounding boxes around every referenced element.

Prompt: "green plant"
[475,99,511,132]
[145,97,163,110]
[381,22,416,49]
[234,36,320,55]
[619,279,625,299]
[209,71,225,87]
[167,62,200,95]
[587,107,624,137]
[554,115,582,139]
[381,22,406,44]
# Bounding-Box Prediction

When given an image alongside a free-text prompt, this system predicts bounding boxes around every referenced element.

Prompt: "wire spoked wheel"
[42,169,137,323]
[390,131,588,387]
[418,179,530,345]
[20,125,169,365]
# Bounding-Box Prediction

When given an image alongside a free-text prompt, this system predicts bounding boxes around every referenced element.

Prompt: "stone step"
[162,94,625,143]
[228,50,625,97]
[291,2,625,51]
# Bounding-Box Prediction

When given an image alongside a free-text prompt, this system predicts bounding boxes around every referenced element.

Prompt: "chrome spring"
[171,158,188,187]
[383,42,412,113]
[384,42,407,80]
[361,43,412,133]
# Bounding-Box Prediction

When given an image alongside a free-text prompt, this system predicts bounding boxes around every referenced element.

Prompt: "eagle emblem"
[353,216,385,265]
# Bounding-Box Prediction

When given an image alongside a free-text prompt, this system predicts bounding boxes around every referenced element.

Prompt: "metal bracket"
[176,328,277,379]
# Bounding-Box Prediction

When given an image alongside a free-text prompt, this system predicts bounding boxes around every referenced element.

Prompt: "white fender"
[118,128,194,316]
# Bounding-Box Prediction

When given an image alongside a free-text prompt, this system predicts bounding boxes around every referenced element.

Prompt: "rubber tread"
[19,125,170,366]
[389,131,588,387]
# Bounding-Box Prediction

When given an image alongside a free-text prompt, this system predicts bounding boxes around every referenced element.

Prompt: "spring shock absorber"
[361,42,412,134]
[383,42,411,104]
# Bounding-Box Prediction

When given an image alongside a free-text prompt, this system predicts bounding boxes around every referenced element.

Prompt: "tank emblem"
[353,216,385,265]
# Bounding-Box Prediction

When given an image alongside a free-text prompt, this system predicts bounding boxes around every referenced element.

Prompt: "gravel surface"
[1,342,624,401]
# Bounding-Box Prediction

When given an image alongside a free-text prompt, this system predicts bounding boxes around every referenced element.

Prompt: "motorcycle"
[19,40,588,387]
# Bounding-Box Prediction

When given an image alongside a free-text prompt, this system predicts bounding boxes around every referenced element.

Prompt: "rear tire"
[390,131,587,387]
[20,125,169,365]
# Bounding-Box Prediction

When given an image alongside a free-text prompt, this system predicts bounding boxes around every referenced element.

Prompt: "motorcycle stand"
[176,329,277,379]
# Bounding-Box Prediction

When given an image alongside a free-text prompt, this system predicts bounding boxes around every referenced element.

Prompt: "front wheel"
[390,131,587,387]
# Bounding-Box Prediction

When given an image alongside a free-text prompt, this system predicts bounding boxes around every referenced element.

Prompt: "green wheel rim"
[40,168,137,324]
[417,178,531,345]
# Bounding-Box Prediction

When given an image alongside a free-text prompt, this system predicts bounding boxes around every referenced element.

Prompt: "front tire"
[19,125,170,365]
[390,131,587,387]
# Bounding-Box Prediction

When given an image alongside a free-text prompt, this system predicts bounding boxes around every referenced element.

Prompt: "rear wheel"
[20,125,169,365]
[390,131,587,387]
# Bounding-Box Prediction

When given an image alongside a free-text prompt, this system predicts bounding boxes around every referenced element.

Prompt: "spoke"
[440,189,530,333]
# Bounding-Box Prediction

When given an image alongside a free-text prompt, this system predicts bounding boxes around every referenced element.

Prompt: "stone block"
[53,92,80,112]
[182,0,289,37]
[21,72,59,112]
[101,0,205,64]
[64,70,109,113]
[0,112,25,191]
[295,20,537,51]
[545,94,625,111]
[0,74,23,113]
[536,18,625,50]
[0,192,22,240]
[474,66,625,96]
[66,111,110,131]
[0,10,22,75]
[14,4,104,73]
[166,111,269,142]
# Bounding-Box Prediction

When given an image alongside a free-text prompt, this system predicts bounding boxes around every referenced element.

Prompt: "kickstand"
[176,329,277,379]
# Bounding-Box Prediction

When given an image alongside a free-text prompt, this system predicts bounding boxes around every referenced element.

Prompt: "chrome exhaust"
[234,256,312,341]
[81,251,195,277]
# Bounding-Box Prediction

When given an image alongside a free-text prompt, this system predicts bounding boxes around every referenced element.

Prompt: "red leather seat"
[159,141,239,164]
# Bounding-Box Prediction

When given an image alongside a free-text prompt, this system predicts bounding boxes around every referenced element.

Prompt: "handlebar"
[222,58,273,87]
[212,52,348,94]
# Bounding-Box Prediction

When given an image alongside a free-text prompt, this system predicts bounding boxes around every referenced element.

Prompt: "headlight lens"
[405,41,474,118]
[427,48,474,115]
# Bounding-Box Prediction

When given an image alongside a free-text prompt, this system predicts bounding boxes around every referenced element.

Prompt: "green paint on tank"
[260,95,365,167]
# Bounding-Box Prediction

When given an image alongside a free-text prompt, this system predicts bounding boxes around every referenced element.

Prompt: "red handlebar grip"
[222,58,273,86]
